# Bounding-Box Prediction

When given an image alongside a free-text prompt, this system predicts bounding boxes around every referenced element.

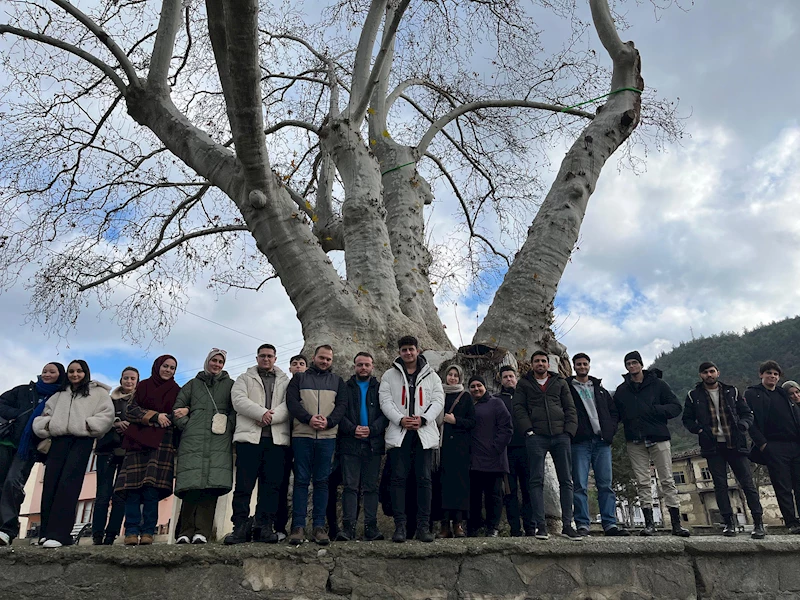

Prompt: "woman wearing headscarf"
[467,374,513,537]
[171,348,234,544]
[783,381,800,405]
[0,362,66,546]
[32,360,115,548]
[437,365,476,538]
[115,356,180,546]
[91,366,139,545]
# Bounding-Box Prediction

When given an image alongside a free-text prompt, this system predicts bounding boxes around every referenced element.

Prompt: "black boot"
[336,522,355,542]
[751,515,766,540]
[669,507,690,537]
[392,522,407,543]
[722,514,737,537]
[92,533,104,546]
[258,518,279,543]
[364,522,384,541]
[639,508,657,536]
[224,519,252,545]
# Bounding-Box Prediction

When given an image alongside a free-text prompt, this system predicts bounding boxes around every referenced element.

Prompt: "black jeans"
[469,471,504,533]
[706,443,762,518]
[0,449,36,539]
[275,445,293,534]
[231,438,287,526]
[340,445,381,526]
[504,445,534,534]
[92,453,125,539]
[389,431,432,526]
[764,440,800,527]
[41,436,94,545]
[526,433,573,526]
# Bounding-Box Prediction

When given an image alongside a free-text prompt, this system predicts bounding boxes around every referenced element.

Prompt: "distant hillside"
[649,316,800,452]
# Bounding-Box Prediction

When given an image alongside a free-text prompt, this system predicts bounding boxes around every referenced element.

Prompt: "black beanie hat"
[468,374,487,387]
[624,351,643,366]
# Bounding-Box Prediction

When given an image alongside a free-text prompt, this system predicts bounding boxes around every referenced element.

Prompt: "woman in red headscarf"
[114,355,180,546]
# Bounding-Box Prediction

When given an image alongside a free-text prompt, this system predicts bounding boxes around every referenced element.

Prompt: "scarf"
[203,348,227,384]
[122,355,180,450]
[17,375,64,460]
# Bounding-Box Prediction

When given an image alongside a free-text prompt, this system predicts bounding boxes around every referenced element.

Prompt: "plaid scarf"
[706,388,733,448]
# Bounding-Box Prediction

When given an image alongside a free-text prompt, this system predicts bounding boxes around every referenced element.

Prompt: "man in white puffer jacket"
[379,335,444,543]
[225,344,290,545]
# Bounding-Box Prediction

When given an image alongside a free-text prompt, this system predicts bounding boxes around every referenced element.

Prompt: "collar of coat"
[347,375,378,388]
[245,364,288,383]
[392,355,432,379]
[621,369,661,388]
[567,375,603,387]
[524,371,562,388]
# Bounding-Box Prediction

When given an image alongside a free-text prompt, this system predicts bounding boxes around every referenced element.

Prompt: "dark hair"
[354,351,374,363]
[572,352,590,363]
[290,354,308,364]
[398,335,419,349]
[759,360,783,376]
[531,350,548,360]
[257,343,277,355]
[499,365,516,376]
[314,344,333,356]
[120,366,140,384]
[65,359,92,397]
[698,361,717,373]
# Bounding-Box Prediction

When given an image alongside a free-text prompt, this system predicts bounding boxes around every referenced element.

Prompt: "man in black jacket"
[683,361,764,538]
[498,366,534,537]
[567,353,628,537]
[615,351,689,537]
[745,360,800,534]
[336,352,388,542]
[513,351,581,541]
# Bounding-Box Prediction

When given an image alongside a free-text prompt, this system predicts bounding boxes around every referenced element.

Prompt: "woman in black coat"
[438,365,475,538]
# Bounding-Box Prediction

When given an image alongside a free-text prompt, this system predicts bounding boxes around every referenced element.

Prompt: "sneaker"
[335,523,354,542]
[486,529,499,538]
[92,534,104,546]
[789,523,800,535]
[175,535,190,544]
[576,526,591,537]
[139,534,154,545]
[392,523,407,543]
[364,523,384,541]
[276,531,287,542]
[604,526,631,537]
[534,525,549,540]
[312,527,330,546]
[288,527,305,545]
[36,537,47,546]
[191,534,207,544]
[417,528,435,543]
[124,534,139,546]
[0,531,10,546]
[561,525,583,541]
[524,529,536,537]
[42,539,63,548]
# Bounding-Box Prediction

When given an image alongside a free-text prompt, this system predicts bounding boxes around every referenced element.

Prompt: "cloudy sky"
[1,0,798,393]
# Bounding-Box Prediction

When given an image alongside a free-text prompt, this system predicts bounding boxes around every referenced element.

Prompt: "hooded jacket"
[683,381,752,457]
[286,364,348,439]
[33,381,114,439]
[94,385,134,454]
[498,387,526,448]
[567,375,619,444]
[379,355,444,450]
[338,375,388,455]
[231,365,291,445]
[745,383,800,448]
[512,372,577,437]
[0,381,39,446]
[614,369,681,443]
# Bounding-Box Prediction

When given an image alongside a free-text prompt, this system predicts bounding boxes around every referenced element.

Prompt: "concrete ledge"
[2,536,799,599]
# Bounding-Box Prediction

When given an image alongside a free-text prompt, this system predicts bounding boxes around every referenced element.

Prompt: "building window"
[76,500,94,524]
[673,472,686,484]
[86,453,98,473]
[700,467,712,481]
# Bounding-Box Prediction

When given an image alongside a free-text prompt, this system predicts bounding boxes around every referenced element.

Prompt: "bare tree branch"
[148,0,183,90]
[349,0,388,114]
[264,119,319,136]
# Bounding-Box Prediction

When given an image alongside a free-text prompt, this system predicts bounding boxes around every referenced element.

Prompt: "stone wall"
[2,536,799,599]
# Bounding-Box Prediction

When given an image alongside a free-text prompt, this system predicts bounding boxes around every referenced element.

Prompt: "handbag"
[0,407,34,439]
[205,385,228,435]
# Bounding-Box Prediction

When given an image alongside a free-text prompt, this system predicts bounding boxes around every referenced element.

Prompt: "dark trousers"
[0,445,14,496]
[469,471,504,533]
[0,449,36,538]
[92,454,125,539]
[764,440,800,527]
[40,436,94,545]
[706,443,762,519]
[124,485,160,536]
[178,489,218,538]
[275,445,293,534]
[527,433,573,526]
[389,431,432,526]
[504,445,533,534]
[341,446,381,526]
[231,438,286,526]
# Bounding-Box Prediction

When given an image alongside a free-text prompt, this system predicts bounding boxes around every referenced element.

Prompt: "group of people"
[1,336,799,548]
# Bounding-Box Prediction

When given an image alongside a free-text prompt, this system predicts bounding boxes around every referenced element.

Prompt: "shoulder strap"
[204,384,220,415]
[449,391,467,413]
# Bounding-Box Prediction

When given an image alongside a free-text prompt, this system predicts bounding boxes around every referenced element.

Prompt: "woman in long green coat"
[172,348,234,544]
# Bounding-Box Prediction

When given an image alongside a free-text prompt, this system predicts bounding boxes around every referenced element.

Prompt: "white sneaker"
[42,539,63,548]
[276,531,287,542]
[175,535,190,544]
[0,531,10,546]
[191,534,207,544]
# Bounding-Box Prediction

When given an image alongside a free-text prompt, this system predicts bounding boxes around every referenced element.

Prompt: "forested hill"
[649,316,800,452]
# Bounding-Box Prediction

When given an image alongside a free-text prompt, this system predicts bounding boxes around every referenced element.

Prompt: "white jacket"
[379,357,444,450]
[231,365,291,446]
[33,381,114,439]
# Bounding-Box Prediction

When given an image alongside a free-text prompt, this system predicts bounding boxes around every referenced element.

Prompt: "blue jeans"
[124,486,160,536]
[526,433,573,526]
[292,438,335,529]
[92,454,125,539]
[572,437,617,530]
